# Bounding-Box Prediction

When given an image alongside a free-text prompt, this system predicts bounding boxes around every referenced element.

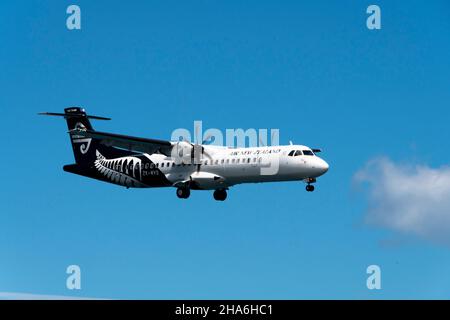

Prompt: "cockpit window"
[288,150,295,156]
[303,150,314,156]
[294,150,302,156]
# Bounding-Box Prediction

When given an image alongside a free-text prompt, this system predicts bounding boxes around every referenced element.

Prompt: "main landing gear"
[176,187,228,201]
[213,189,227,201]
[306,184,315,192]
[176,187,190,199]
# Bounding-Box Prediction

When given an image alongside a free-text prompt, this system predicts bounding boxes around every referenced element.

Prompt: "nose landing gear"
[305,178,316,192]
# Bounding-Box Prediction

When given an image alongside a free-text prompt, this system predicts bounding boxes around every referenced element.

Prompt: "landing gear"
[213,189,227,201]
[176,187,190,199]
[305,178,316,192]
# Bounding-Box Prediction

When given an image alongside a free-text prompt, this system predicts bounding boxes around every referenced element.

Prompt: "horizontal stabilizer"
[38,112,111,121]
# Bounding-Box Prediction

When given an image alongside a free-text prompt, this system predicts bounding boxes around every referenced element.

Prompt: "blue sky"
[1,0,450,299]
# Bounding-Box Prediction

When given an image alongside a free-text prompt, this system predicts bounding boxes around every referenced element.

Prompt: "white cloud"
[354,157,450,246]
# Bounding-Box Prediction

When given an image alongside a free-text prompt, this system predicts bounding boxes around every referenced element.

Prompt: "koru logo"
[72,122,92,154]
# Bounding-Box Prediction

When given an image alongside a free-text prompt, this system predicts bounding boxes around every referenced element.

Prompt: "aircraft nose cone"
[314,158,329,176]
[321,160,329,173]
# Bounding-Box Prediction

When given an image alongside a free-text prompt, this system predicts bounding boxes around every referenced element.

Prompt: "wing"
[70,129,174,155]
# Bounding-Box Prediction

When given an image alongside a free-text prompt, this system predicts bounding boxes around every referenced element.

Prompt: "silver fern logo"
[94,150,147,188]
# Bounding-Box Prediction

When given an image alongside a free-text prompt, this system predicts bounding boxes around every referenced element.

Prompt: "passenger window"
[221,159,224,164]
[205,161,208,165]
[237,159,240,164]
[232,159,235,164]
[247,158,250,163]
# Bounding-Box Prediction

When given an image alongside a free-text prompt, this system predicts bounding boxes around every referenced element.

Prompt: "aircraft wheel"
[306,185,315,192]
[176,187,190,199]
[213,189,227,201]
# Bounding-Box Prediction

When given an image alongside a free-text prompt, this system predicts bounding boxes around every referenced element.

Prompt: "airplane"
[39,107,329,201]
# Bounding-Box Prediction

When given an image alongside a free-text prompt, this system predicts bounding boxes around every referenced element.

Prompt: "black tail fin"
[65,107,97,164]
[39,107,111,165]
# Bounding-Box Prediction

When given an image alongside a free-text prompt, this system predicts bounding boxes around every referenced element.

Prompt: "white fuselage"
[144,144,329,190]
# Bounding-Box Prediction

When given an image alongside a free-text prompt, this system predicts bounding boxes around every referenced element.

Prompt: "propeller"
[190,123,213,172]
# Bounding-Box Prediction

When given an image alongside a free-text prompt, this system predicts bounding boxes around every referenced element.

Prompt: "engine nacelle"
[190,172,226,190]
